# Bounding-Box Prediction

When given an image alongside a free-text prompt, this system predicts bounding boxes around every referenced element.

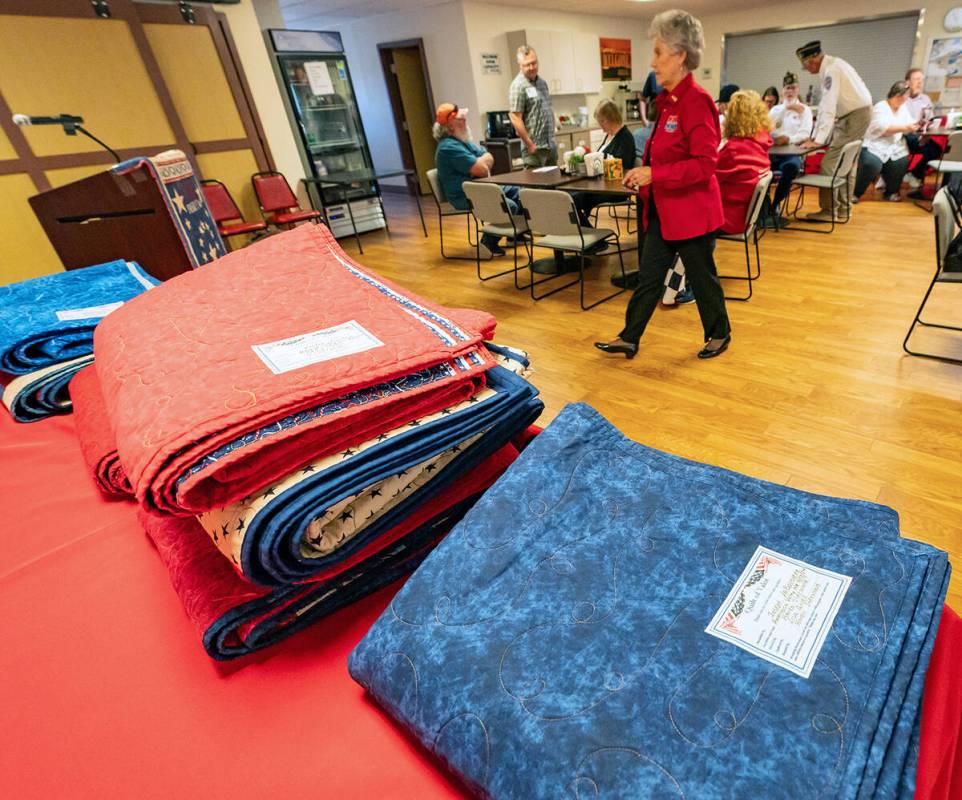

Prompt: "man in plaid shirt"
[508,45,557,168]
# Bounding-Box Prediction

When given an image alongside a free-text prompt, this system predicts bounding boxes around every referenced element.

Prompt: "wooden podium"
[29,152,226,281]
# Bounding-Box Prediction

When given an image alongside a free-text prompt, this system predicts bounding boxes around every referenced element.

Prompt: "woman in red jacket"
[595,9,732,360]
[716,90,773,234]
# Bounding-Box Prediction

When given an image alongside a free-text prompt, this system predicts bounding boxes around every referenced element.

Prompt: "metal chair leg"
[580,234,627,310]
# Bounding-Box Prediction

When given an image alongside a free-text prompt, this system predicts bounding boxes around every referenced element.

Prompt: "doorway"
[378,39,435,195]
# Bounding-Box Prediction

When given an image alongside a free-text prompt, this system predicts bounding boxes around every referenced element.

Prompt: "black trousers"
[619,202,731,345]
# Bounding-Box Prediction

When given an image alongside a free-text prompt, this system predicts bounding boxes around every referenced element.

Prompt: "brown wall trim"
[192,138,253,155]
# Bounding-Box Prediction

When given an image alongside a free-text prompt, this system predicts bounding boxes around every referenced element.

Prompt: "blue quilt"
[350,403,949,800]
[0,260,156,374]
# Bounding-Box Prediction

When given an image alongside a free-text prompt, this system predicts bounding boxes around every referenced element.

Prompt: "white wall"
[462,1,651,131]
[697,1,961,100]
[288,2,477,182]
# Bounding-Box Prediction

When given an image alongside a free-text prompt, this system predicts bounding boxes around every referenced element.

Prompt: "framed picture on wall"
[600,38,631,81]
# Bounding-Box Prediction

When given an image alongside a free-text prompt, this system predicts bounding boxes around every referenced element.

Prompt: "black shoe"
[697,335,731,359]
[611,270,639,289]
[907,189,926,200]
[585,240,609,255]
[594,341,638,359]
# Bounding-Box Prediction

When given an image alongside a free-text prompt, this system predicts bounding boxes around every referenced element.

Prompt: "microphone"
[12,113,84,126]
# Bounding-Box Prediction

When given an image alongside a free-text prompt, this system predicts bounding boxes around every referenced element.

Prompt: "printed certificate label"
[252,320,384,375]
[55,301,124,322]
[705,546,851,678]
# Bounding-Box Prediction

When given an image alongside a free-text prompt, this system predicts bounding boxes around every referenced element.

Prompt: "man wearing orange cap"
[434,102,517,256]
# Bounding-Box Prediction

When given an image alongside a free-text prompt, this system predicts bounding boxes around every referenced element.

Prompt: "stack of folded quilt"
[350,403,950,800]
[82,224,543,658]
[0,260,156,422]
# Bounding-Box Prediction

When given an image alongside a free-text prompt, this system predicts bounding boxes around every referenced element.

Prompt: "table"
[303,168,427,255]
[768,143,822,157]
[476,171,639,274]
[1,408,961,798]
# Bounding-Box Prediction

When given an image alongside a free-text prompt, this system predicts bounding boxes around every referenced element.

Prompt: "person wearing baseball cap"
[764,70,813,227]
[795,40,872,222]
[433,101,518,256]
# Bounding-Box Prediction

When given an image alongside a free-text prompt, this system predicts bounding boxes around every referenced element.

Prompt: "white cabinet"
[572,32,602,94]
[551,31,576,95]
[507,29,603,96]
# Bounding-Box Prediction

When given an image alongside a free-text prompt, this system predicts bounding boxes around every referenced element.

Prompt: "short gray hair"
[517,44,536,63]
[594,98,622,126]
[649,9,705,71]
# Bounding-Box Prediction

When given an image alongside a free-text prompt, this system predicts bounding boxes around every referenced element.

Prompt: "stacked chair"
[201,179,268,248]
[68,223,542,659]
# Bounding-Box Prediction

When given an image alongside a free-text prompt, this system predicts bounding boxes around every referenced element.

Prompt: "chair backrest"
[933,187,956,269]
[942,131,962,163]
[744,171,774,234]
[519,187,581,237]
[201,180,241,224]
[462,181,513,227]
[251,171,297,213]
[426,168,447,206]
[834,140,862,179]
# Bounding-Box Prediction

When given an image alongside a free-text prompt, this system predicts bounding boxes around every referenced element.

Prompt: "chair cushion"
[793,174,844,189]
[930,161,962,172]
[438,202,467,216]
[536,228,614,252]
[219,221,268,237]
[268,209,321,225]
[482,216,529,236]
[936,270,962,283]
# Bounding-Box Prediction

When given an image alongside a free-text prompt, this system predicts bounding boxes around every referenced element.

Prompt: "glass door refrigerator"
[267,29,385,237]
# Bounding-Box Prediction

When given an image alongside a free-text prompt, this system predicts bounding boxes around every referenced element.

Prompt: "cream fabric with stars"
[196,346,530,573]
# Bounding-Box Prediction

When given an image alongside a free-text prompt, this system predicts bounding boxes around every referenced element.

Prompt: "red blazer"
[715,132,772,234]
[639,73,724,241]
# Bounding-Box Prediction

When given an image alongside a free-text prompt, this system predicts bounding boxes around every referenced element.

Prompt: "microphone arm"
[71,124,121,163]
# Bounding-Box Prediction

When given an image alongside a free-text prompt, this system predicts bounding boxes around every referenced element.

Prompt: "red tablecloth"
[0,411,958,798]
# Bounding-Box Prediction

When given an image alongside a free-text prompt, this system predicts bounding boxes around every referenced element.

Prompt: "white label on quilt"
[55,301,124,322]
[251,320,384,375]
[705,546,851,679]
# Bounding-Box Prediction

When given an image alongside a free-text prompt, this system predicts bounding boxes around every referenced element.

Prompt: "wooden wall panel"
[0,173,62,282]
[0,15,174,157]
[143,22,246,144]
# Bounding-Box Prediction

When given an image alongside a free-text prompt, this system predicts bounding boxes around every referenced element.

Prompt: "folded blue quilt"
[350,403,949,800]
[0,260,156,374]
[1,354,94,423]
[198,355,542,586]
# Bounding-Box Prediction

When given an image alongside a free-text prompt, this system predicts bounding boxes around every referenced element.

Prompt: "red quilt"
[69,364,132,497]
[94,224,496,514]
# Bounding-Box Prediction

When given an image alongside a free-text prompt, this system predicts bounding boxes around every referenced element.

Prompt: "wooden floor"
[349,188,961,611]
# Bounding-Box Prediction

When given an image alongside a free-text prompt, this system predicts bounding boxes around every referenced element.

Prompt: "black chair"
[717,172,773,301]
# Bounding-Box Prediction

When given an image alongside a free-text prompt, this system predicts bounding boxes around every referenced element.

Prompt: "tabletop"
[769,143,822,157]
[476,168,582,189]
[561,176,636,195]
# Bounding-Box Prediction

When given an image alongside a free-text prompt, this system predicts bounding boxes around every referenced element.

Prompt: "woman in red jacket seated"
[595,9,732,360]
[716,89,773,234]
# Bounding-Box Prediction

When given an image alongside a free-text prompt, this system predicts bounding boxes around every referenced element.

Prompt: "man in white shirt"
[767,71,813,221]
[796,40,872,222]
[902,67,942,192]
[853,81,916,202]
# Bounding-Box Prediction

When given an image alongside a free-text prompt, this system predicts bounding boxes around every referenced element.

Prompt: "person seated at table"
[716,90,773,232]
[765,71,813,226]
[854,81,916,203]
[716,83,739,127]
[903,67,941,194]
[572,99,636,241]
[433,102,518,256]
[762,86,779,110]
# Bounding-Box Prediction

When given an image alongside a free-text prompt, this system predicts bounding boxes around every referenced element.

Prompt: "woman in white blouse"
[854,81,918,202]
